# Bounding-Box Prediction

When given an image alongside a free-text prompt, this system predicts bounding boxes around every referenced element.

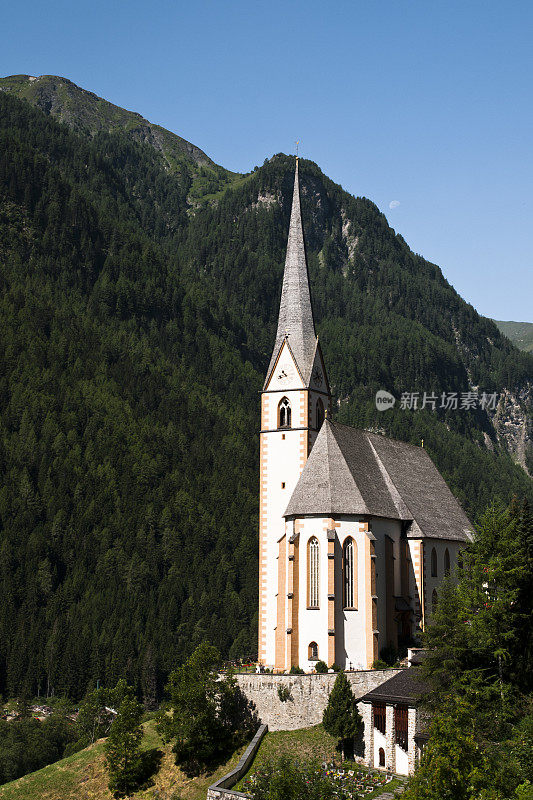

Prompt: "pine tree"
[322,672,362,760]
[104,692,143,797]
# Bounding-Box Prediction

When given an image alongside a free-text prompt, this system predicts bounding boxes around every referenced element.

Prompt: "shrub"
[379,644,398,666]
[315,660,328,673]
[277,684,292,703]
[289,665,304,674]
[243,755,334,800]
[157,642,257,775]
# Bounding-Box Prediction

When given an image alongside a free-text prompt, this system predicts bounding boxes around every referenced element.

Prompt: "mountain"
[0,81,532,700]
[494,320,533,353]
[0,74,241,202]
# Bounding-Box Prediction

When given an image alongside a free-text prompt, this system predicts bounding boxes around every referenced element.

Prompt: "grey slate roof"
[284,420,473,542]
[264,160,318,388]
[360,667,427,706]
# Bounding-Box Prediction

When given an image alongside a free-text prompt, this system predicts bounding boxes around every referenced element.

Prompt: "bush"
[289,665,305,674]
[157,642,257,775]
[379,644,398,666]
[63,738,89,758]
[277,684,292,703]
[372,659,389,670]
[315,660,328,673]
[243,755,334,800]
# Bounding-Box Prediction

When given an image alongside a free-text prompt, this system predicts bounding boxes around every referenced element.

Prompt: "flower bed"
[321,762,396,798]
[241,758,402,800]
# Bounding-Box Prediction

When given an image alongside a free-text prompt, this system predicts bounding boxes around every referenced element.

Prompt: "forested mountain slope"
[0,87,531,700]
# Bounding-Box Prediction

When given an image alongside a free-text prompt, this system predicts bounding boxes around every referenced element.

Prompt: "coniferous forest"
[0,84,532,702]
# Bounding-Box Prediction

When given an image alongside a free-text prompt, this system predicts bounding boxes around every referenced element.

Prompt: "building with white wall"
[258,160,473,672]
[360,666,429,775]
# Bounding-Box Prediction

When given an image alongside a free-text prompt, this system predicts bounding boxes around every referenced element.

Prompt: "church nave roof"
[284,419,473,542]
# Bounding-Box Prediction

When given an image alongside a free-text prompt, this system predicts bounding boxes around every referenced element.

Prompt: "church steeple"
[264,159,317,387]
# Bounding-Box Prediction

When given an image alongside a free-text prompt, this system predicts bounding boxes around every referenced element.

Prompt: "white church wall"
[294,518,330,671]
[261,421,307,666]
[373,728,387,769]
[333,519,371,670]
[395,744,409,775]
[424,539,464,621]
[407,538,423,629]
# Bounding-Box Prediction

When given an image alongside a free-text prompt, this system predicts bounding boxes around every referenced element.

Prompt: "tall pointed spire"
[265,159,317,386]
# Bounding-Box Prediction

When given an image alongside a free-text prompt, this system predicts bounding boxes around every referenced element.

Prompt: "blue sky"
[2,0,532,321]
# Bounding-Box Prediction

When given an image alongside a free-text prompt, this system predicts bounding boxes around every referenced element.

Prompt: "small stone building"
[360,667,428,776]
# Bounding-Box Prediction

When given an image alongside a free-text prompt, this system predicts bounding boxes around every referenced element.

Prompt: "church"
[258,160,473,673]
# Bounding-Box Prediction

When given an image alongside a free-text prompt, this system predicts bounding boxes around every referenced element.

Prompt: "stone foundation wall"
[235,669,401,731]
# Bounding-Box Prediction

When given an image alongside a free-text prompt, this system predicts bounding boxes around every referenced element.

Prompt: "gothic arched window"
[308,641,318,661]
[431,547,438,577]
[432,589,438,614]
[278,397,291,428]
[444,548,451,575]
[316,398,325,430]
[379,747,385,767]
[343,538,357,609]
[308,537,320,608]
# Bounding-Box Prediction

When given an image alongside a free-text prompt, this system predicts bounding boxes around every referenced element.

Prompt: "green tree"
[416,500,533,799]
[322,672,362,760]
[157,642,223,773]
[78,679,130,745]
[158,643,255,776]
[403,700,490,800]
[104,692,143,797]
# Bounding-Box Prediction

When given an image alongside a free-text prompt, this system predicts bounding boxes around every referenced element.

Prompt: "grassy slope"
[0,723,406,800]
[0,720,247,800]
[494,320,533,353]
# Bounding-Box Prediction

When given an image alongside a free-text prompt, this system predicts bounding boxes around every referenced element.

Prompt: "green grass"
[235,725,337,789]
[493,319,533,353]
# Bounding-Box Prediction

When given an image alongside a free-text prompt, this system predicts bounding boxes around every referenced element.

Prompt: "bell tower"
[258,159,331,667]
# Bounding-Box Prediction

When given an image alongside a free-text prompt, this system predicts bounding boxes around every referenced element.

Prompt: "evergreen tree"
[414,500,533,799]
[322,672,362,760]
[403,700,490,800]
[104,692,143,798]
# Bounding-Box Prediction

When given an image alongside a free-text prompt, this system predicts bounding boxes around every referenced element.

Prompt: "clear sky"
[2,0,532,321]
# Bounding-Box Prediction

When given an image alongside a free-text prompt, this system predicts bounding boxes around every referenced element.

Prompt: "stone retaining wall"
[207,724,268,800]
[235,670,401,731]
